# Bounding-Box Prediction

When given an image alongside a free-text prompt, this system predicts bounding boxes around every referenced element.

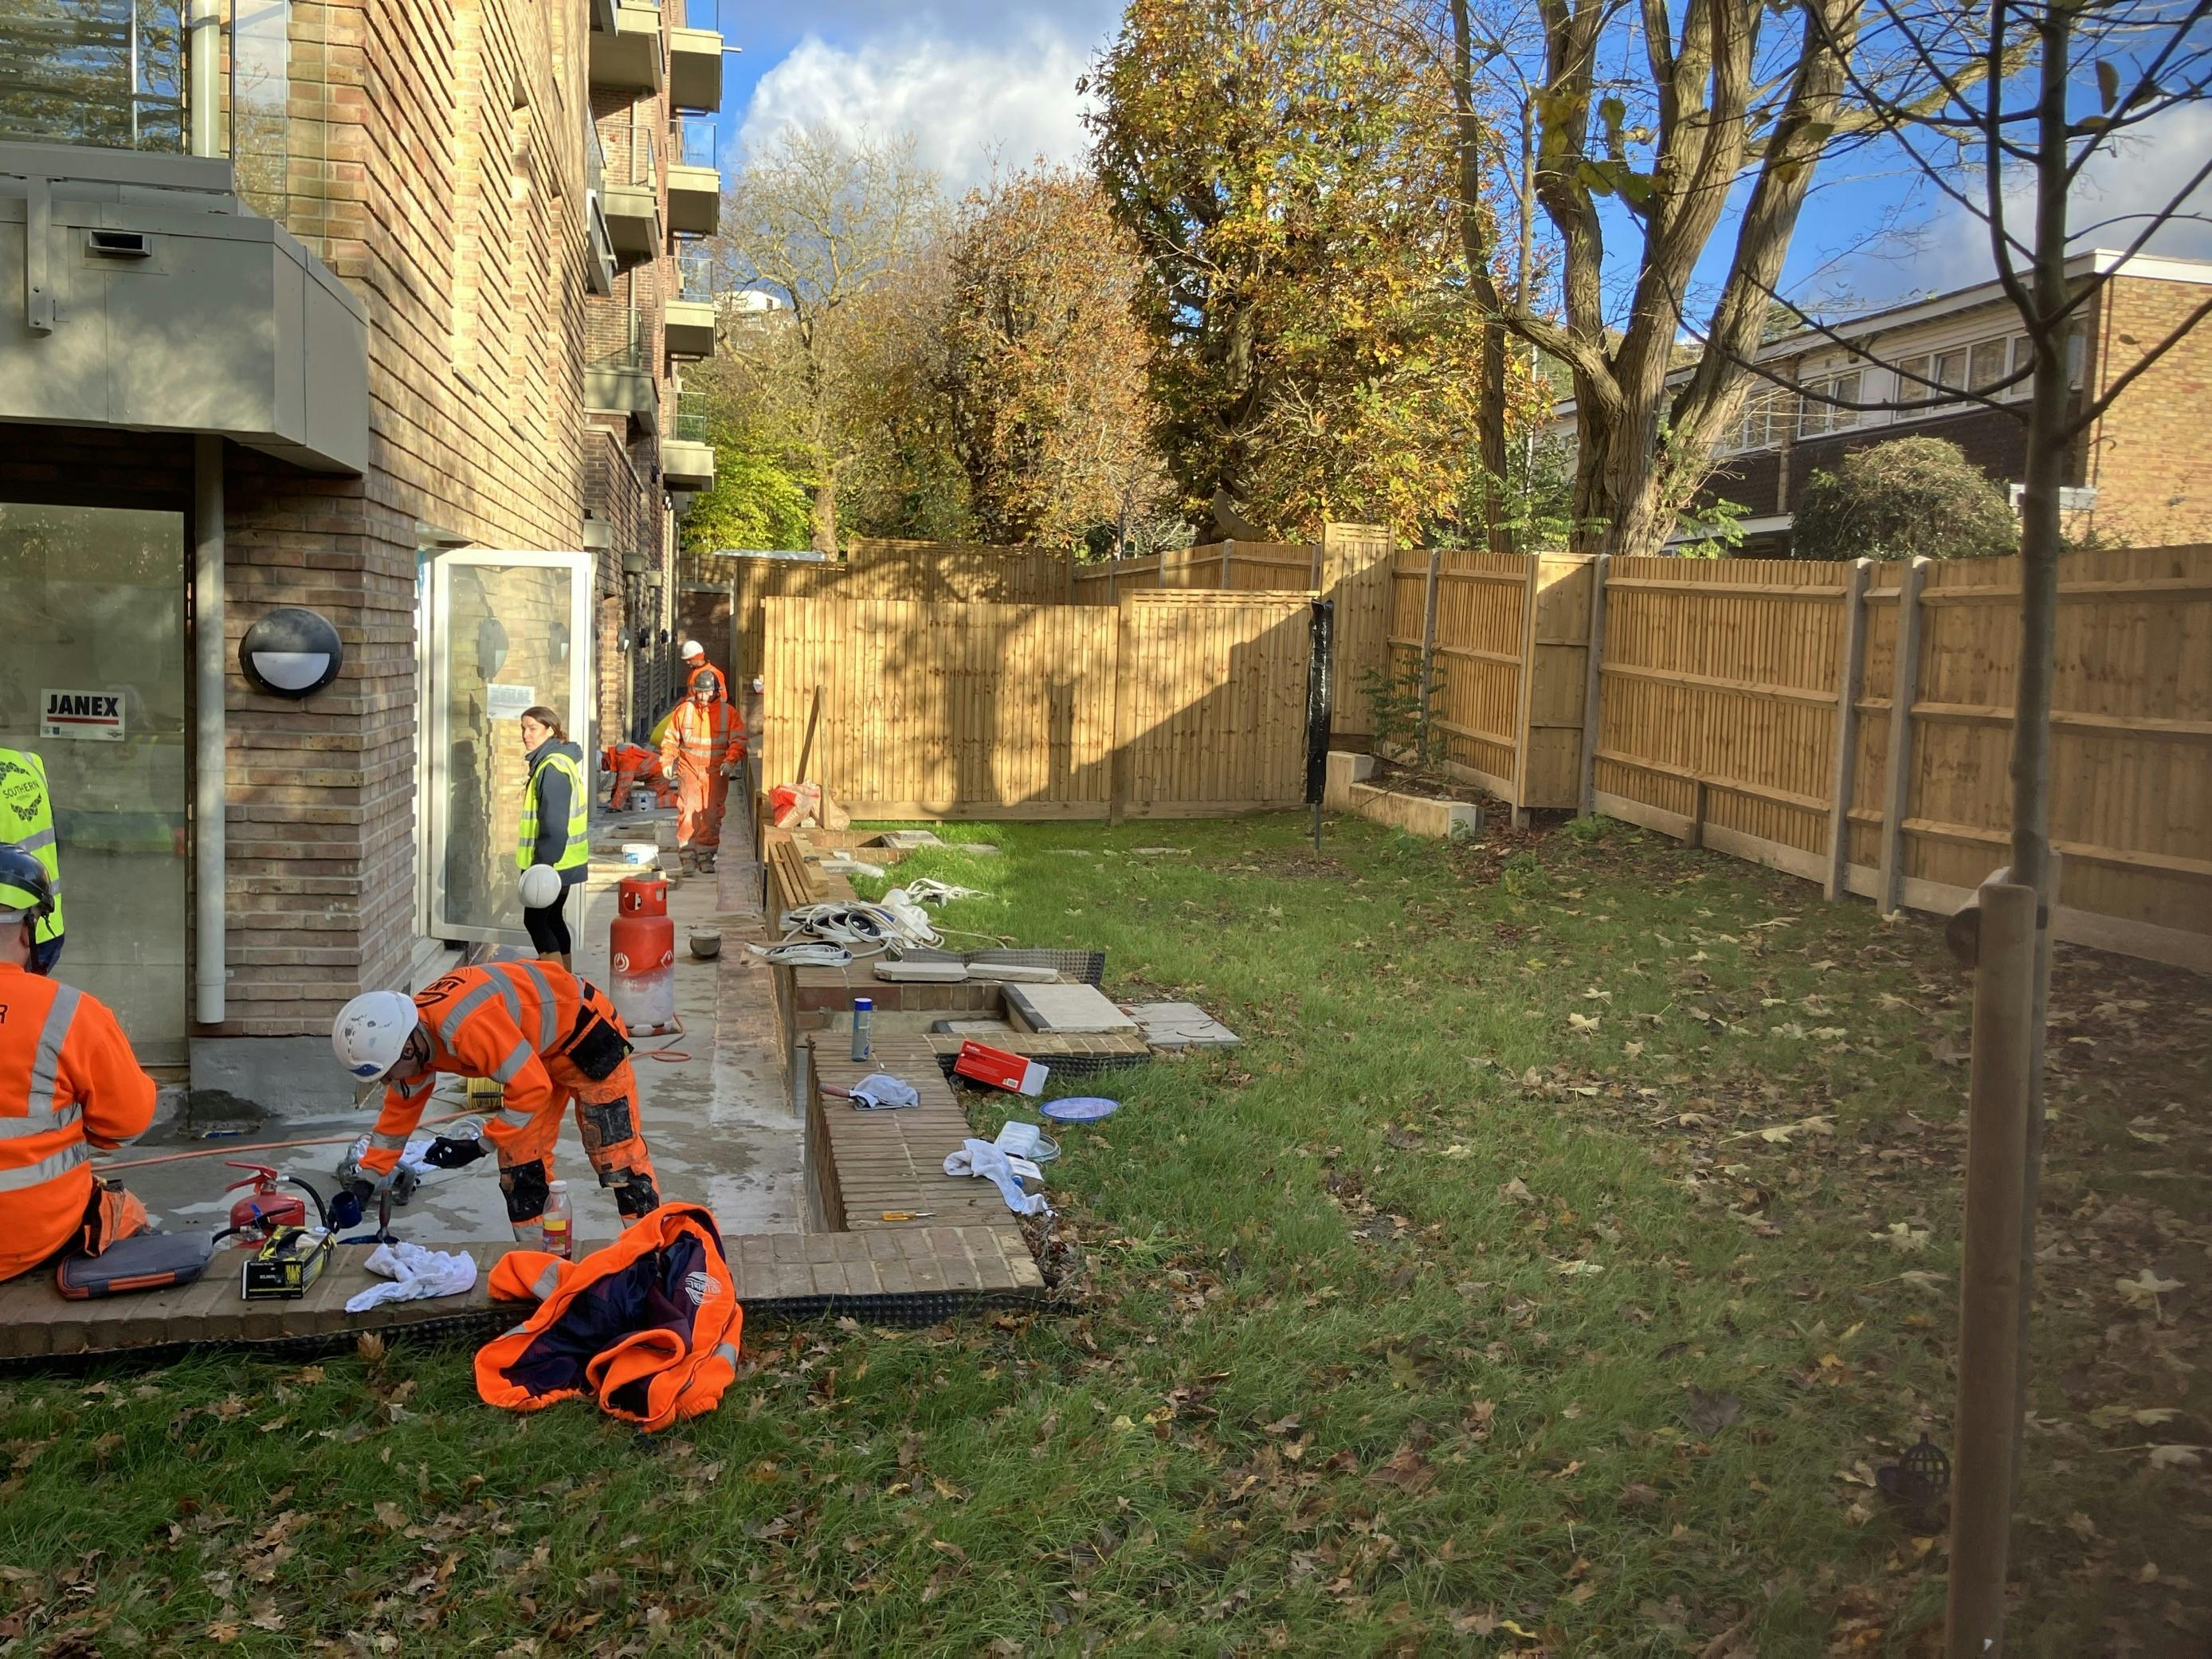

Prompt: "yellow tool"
[878,1210,935,1222]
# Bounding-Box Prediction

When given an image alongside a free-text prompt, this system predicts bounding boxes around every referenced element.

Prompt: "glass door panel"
[0,502,188,1063]
[429,551,594,947]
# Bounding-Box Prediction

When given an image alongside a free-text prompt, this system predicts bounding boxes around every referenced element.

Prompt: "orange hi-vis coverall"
[602,742,676,810]
[660,696,744,854]
[0,963,156,1283]
[361,962,661,1229]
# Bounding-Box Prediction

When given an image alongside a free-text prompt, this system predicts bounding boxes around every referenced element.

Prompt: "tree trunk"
[810,477,840,555]
[2006,0,2076,1484]
[1447,0,1509,552]
[1567,398,1677,558]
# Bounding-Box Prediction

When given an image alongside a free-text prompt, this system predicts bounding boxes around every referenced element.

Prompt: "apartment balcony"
[586,306,659,435]
[664,245,718,359]
[669,25,725,113]
[661,398,715,491]
[589,0,664,95]
[666,117,718,237]
[598,120,660,264]
[0,6,367,473]
[582,120,614,295]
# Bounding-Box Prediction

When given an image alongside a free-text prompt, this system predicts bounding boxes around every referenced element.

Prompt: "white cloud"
[1832,102,2212,304]
[735,25,1102,193]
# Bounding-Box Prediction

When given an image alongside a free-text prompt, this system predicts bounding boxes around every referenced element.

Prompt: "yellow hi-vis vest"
[0,748,62,943]
[516,751,590,874]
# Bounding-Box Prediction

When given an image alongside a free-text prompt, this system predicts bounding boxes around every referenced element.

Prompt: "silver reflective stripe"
[531,1264,562,1299]
[436,980,500,1046]
[0,1104,79,1137]
[713,1342,739,1365]
[14,826,55,853]
[491,1039,533,1084]
[25,984,80,1116]
[512,961,559,1051]
[370,1131,409,1151]
[500,1106,537,1129]
[0,1141,88,1190]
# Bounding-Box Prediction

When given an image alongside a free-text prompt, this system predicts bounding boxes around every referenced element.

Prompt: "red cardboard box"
[953,1040,1049,1096]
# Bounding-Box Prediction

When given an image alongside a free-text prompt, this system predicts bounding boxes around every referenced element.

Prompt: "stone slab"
[868,830,943,850]
[1003,982,1139,1035]
[1127,1001,1242,1049]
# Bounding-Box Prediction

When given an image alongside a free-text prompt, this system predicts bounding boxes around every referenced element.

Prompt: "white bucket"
[619,842,658,865]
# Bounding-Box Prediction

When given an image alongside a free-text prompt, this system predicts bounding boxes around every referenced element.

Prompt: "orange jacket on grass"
[0,964,157,1281]
[360,962,629,1179]
[476,1203,742,1430]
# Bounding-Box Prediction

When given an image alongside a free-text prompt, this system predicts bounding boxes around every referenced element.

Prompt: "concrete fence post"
[1877,556,1931,914]
[1825,558,1873,900]
[1578,552,1611,818]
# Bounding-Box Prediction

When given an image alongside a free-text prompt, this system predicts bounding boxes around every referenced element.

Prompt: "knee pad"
[580,1094,637,1148]
[614,1171,661,1220]
[500,1159,551,1223]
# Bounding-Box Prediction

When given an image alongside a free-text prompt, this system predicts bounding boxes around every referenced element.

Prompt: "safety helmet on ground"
[0,844,53,928]
[519,862,563,909]
[680,640,705,660]
[332,990,421,1082]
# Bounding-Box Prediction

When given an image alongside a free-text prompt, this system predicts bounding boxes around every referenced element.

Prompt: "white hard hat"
[332,991,419,1081]
[750,677,763,693]
[519,862,563,908]
[681,639,705,659]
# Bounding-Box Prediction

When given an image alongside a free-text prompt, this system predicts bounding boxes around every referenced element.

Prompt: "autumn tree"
[711,126,945,552]
[935,165,1167,551]
[1084,0,1491,541]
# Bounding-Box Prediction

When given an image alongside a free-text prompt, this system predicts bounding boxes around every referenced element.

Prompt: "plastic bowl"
[1040,1096,1120,1122]
[688,931,724,960]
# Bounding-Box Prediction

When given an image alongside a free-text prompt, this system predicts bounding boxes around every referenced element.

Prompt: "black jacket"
[524,738,588,890]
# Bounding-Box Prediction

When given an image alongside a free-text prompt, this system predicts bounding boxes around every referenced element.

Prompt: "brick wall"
[2085,274,2212,546]
[203,0,596,1037]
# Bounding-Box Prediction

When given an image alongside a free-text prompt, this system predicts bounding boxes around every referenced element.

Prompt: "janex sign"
[41,690,124,741]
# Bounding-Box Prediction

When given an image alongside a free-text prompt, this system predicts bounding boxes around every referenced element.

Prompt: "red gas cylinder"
[618,875,668,917]
[610,904,677,1035]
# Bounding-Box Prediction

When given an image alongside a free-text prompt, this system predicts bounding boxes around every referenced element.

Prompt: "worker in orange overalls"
[660,673,744,876]
[331,962,661,1242]
[602,742,677,811]
[679,641,727,704]
[0,848,158,1284]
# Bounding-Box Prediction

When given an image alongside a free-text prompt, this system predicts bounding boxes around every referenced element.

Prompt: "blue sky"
[697,0,2212,321]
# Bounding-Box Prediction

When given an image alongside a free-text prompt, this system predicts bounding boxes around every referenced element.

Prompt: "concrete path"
[108,806,806,1249]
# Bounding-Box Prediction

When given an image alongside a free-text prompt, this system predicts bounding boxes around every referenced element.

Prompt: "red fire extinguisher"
[224,1162,308,1247]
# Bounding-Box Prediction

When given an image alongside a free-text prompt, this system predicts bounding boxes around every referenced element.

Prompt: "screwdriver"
[878,1210,935,1222]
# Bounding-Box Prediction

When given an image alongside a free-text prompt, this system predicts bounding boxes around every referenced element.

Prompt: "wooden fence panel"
[1321,523,1395,737]
[1117,593,1314,817]
[1590,556,1853,876]
[759,593,1312,821]
[1427,551,1531,796]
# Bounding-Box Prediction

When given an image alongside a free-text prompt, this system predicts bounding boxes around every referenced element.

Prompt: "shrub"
[1792,436,2018,559]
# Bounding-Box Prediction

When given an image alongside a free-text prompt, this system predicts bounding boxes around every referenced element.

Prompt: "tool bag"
[54,1231,214,1300]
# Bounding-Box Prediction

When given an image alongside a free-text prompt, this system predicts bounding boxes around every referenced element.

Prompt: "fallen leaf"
[1681,1386,1743,1437]
[1871,1222,1931,1253]
[2147,1445,2202,1469]
[2116,1269,2182,1310]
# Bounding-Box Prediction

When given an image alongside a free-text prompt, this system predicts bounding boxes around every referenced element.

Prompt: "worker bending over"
[332,962,661,1242]
[660,673,744,877]
[0,849,156,1284]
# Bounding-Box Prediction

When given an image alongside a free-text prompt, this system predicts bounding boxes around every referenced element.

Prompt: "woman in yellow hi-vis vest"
[0,747,63,974]
[516,708,590,970]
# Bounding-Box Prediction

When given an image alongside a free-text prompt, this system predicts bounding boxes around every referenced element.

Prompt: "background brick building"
[0,0,720,1103]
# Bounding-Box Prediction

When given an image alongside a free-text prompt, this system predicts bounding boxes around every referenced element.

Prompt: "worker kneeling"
[331,962,662,1243]
[0,849,156,1284]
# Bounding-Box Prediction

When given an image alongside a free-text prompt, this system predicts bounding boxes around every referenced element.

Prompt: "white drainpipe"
[194,436,226,1026]
[187,0,222,159]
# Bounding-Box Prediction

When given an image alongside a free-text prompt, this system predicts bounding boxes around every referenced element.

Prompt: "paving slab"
[1126,1001,1243,1049]
[1003,982,1139,1035]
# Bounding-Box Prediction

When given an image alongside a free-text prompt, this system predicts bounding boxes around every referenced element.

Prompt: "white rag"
[849,1073,920,1110]
[943,1138,1053,1217]
[344,1241,479,1314]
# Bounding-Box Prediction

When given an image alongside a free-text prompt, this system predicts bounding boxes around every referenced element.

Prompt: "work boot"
[675,847,695,877]
[699,853,716,874]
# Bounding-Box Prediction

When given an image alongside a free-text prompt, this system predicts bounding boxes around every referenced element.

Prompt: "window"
[1893,328,2084,407]
[1798,371,1862,437]
[1728,386,1794,453]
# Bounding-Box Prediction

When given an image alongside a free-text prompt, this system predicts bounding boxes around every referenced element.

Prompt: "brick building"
[0,0,721,1100]
[1548,250,2212,555]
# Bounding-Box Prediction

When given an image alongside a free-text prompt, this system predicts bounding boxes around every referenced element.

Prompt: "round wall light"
[240,607,345,698]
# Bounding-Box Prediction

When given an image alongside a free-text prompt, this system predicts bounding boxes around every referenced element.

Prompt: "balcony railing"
[604,118,656,186]
[585,113,606,195]
[677,243,717,304]
[0,1,291,217]
[673,395,712,444]
[589,305,647,371]
[670,115,715,171]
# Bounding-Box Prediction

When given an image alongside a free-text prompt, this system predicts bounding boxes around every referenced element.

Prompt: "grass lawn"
[2,814,2206,1656]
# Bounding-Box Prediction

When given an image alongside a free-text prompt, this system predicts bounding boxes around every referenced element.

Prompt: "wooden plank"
[1598,661,1839,707]
[1602,578,1847,598]
[1579,553,1610,818]
[1877,557,1931,915]
[1825,559,1872,900]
